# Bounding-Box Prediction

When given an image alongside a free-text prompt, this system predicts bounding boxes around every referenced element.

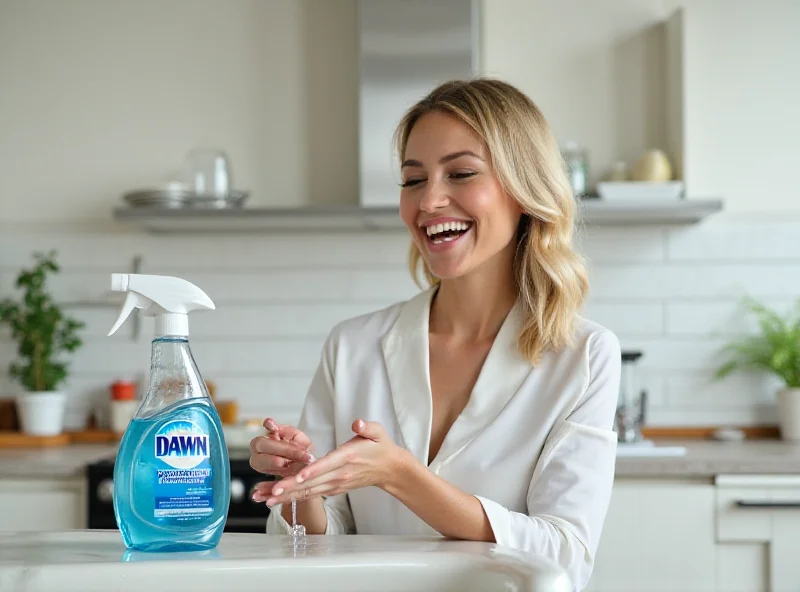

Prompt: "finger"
[262,419,313,449]
[249,436,314,463]
[250,456,306,483]
[250,466,328,501]
[250,451,312,475]
[264,482,338,507]
[274,465,345,498]
[351,419,383,441]
[289,447,350,486]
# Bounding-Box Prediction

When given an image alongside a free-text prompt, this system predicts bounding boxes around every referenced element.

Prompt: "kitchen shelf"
[577,197,723,225]
[112,198,723,233]
[112,204,405,233]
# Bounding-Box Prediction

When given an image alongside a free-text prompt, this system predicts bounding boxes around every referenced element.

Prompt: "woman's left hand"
[256,419,404,507]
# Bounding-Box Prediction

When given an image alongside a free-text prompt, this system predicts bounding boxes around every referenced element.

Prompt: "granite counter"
[614,439,800,478]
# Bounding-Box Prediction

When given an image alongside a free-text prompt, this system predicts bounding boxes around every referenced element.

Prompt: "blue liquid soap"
[113,337,230,552]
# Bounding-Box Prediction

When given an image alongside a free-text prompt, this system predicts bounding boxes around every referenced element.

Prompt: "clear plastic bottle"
[108,274,230,552]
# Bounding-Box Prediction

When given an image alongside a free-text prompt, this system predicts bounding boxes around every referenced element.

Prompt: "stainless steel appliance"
[86,451,275,533]
[615,351,646,443]
[357,0,480,207]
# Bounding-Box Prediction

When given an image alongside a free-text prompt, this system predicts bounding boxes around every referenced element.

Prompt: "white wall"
[0,0,359,225]
[482,0,670,189]
[484,0,800,212]
[670,0,800,212]
[1,0,798,430]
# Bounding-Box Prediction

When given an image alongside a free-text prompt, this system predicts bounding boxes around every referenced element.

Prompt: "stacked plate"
[122,183,249,209]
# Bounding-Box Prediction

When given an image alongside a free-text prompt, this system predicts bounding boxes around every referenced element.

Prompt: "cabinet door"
[585,480,716,592]
[715,475,800,592]
[0,478,86,531]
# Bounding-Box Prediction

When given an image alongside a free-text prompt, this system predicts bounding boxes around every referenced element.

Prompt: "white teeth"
[425,221,471,237]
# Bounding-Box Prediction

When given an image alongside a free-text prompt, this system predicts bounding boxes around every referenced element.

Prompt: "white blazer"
[266,286,621,590]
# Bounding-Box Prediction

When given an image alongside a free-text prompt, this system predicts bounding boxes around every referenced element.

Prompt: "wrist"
[381,445,416,496]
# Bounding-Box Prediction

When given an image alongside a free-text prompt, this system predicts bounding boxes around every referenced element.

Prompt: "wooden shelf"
[112,198,723,234]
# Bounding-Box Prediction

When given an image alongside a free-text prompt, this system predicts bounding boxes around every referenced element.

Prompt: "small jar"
[110,381,138,435]
[562,141,589,198]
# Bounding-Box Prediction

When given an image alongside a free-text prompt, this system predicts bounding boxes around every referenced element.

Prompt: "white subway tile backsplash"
[350,269,420,300]
[208,375,311,420]
[190,303,383,338]
[584,302,664,337]
[191,339,324,374]
[645,405,778,427]
[590,263,800,299]
[576,226,666,263]
[0,231,412,271]
[613,338,727,371]
[3,220,800,429]
[666,299,796,336]
[70,341,151,375]
[667,220,800,262]
[0,232,144,270]
[172,271,358,302]
[665,372,780,408]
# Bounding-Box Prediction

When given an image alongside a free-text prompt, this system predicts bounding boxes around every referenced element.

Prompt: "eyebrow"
[401,150,483,168]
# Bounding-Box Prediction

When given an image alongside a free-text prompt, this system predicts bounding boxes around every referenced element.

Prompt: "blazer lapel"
[381,287,437,466]
[432,300,533,466]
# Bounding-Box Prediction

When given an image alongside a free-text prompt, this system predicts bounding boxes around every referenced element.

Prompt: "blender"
[615,351,646,443]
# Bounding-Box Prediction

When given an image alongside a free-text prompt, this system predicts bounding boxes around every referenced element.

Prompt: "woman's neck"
[429,250,518,343]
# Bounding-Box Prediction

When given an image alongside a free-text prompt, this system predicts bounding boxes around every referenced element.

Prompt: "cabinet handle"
[735,500,800,508]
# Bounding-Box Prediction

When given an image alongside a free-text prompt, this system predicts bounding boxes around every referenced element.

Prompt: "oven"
[86,451,275,533]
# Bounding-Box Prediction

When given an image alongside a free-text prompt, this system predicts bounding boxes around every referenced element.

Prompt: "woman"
[249,78,621,590]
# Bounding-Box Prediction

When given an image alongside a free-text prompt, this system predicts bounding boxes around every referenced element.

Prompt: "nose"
[418,179,450,213]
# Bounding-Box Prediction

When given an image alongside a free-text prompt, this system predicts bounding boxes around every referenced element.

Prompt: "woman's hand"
[249,418,315,480]
[262,419,406,507]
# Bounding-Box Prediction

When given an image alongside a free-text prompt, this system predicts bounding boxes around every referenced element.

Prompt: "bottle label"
[152,419,214,518]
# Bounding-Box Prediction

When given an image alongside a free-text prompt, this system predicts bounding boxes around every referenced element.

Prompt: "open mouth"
[423,220,473,245]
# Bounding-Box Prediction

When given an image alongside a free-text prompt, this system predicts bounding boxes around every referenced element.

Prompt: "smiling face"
[399,110,523,281]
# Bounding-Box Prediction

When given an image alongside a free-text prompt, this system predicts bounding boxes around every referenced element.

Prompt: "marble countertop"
[0,531,570,592]
[2,439,800,480]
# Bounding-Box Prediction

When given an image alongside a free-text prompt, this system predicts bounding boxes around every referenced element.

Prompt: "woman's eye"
[400,178,424,188]
[450,171,476,180]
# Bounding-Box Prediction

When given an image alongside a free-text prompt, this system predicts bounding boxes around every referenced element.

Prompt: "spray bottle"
[108,273,230,552]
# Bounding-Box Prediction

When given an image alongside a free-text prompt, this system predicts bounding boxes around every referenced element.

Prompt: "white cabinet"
[585,479,716,592]
[0,478,86,532]
[715,475,800,592]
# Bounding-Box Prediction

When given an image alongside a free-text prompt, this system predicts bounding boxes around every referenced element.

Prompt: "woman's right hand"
[249,418,315,478]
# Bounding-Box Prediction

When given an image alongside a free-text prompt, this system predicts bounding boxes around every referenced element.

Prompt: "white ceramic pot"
[15,391,67,437]
[777,388,800,442]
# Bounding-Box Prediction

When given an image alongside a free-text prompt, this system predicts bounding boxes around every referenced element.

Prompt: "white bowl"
[596,181,684,201]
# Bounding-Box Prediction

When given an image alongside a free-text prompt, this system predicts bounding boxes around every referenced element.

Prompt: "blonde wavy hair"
[394,78,589,365]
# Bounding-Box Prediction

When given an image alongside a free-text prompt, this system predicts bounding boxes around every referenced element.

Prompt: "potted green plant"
[0,251,85,436]
[715,296,800,441]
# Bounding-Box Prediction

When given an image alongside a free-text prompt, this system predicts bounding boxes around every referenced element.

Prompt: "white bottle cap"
[155,313,189,338]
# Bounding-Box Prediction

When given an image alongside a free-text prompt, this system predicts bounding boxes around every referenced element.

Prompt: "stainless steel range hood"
[113,1,723,233]
[357,0,480,208]
[114,0,481,233]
